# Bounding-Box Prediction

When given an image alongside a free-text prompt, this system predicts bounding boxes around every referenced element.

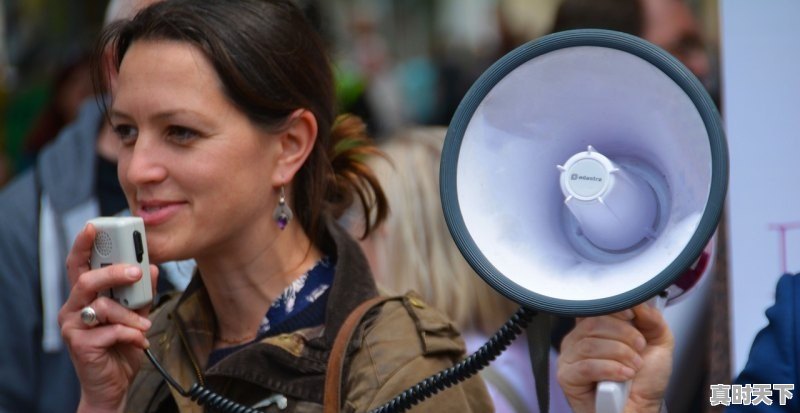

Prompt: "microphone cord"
[144,306,536,413]
[368,306,536,413]
[144,348,261,413]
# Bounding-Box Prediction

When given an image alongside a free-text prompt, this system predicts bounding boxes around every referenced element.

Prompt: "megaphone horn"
[441,29,728,317]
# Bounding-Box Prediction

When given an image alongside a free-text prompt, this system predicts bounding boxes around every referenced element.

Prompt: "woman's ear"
[273,109,318,185]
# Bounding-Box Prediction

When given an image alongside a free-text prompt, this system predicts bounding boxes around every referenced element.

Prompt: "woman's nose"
[123,136,168,186]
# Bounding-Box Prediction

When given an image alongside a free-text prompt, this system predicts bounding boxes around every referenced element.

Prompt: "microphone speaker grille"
[94,231,113,257]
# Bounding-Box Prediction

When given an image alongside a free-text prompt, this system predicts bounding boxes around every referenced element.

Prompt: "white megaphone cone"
[439,29,728,413]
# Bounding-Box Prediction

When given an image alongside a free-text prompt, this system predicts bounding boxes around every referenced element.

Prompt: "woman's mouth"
[137,201,186,226]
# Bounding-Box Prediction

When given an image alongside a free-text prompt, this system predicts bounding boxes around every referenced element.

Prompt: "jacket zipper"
[175,318,205,386]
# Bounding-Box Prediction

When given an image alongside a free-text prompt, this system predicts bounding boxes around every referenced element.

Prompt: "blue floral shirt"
[207,256,334,367]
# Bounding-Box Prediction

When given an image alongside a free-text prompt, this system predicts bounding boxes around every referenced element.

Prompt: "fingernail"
[622,309,635,320]
[621,366,636,379]
[144,338,151,349]
[125,266,141,278]
[633,354,644,369]
[141,317,152,329]
[635,336,646,351]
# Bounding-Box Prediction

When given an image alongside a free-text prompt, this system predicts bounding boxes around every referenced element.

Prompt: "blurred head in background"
[553,0,710,84]
[356,127,518,334]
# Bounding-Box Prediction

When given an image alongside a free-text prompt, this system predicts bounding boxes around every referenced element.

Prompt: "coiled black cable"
[144,305,536,413]
[369,306,536,413]
[145,349,260,413]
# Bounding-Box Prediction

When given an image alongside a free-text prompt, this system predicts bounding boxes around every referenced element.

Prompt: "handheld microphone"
[89,216,152,309]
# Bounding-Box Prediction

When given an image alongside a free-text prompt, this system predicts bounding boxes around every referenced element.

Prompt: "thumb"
[631,303,673,347]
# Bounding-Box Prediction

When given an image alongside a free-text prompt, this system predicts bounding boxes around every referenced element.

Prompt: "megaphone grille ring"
[94,231,113,257]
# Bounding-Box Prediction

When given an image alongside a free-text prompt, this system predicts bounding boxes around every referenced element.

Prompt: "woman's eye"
[113,124,138,144]
[167,125,200,142]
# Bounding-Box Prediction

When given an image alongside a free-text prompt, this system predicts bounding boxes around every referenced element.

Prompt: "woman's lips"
[136,201,185,226]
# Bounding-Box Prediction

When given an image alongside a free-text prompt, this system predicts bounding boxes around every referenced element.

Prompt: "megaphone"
[441,29,727,316]
[439,29,727,413]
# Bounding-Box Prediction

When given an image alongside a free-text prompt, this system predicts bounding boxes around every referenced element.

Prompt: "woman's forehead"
[113,40,229,117]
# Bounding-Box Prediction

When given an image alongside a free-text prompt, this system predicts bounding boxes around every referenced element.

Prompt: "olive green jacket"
[125,220,493,412]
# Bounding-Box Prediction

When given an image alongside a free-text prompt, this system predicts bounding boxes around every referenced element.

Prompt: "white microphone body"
[89,217,153,309]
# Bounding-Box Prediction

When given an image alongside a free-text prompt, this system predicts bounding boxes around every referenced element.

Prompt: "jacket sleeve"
[0,172,48,412]
[728,274,799,412]
[344,294,494,413]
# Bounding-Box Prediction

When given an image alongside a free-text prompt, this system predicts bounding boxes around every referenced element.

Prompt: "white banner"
[720,0,800,374]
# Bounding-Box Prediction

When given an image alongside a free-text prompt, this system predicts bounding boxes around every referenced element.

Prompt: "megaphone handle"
[596,380,631,413]
[594,293,668,413]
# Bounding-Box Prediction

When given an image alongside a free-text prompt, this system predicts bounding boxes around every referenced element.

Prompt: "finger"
[561,337,644,371]
[89,297,152,331]
[564,316,646,352]
[130,264,160,319]
[608,308,635,322]
[64,264,143,311]
[632,303,673,347]
[560,317,594,351]
[65,324,150,357]
[558,358,637,389]
[65,223,96,287]
[150,264,159,295]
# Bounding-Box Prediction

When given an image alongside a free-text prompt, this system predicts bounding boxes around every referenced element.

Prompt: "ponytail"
[325,114,388,239]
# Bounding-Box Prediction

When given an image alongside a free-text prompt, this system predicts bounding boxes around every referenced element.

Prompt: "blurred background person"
[335,5,406,140]
[352,126,572,412]
[552,0,718,106]
[1,1,102,181]
[19,52,93,167]
[0,1,188,412]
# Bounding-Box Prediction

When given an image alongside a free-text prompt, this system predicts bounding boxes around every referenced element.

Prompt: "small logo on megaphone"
[571,174,602,182]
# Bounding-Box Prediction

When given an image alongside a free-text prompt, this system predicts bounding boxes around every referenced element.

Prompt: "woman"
[57,1,492,412]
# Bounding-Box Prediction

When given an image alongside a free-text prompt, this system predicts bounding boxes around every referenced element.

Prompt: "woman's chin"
[146,245,183,265]
[148,253,170,265]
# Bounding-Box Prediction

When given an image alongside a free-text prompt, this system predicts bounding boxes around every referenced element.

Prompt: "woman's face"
[111,40,282,263]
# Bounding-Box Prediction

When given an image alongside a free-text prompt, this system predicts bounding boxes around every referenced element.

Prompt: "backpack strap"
[324,295,399,413]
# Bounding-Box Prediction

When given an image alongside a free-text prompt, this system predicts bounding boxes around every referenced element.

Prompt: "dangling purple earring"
[273,185,293,230]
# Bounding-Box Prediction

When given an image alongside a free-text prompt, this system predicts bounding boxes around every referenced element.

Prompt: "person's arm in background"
[727,274,799,412]
[557,303,674,413]
[0,171,62,413]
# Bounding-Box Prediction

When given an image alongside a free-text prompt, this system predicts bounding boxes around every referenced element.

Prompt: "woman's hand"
[557,303,674,413]
[59,223,158,413]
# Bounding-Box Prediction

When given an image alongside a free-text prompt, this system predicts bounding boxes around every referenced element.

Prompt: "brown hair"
[92,0,387,244]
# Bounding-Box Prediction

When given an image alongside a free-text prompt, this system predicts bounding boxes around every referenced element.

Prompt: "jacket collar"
[317,215,379,346]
